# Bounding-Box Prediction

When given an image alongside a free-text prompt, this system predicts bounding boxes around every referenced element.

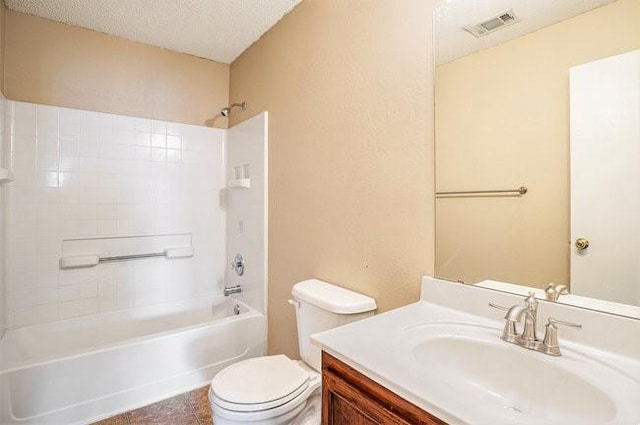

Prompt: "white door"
[570,50,640,305]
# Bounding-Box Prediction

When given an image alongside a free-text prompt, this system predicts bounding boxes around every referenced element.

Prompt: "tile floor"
[92,386,212,425]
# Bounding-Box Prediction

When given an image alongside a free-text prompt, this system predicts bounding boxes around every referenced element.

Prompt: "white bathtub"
[0,297,266,424]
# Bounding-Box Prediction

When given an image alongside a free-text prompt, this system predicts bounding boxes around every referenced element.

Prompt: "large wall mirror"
[434,0,639,317]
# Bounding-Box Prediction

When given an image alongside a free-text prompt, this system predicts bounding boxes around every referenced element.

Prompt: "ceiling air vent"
[463,10,521,38]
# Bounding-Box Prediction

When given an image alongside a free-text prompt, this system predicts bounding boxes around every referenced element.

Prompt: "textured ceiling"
[5,0,303,64]
[435,0,619,65]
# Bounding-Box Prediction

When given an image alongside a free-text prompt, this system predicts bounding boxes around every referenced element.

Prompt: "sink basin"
[397,323,640,425]
[313,279,640,425]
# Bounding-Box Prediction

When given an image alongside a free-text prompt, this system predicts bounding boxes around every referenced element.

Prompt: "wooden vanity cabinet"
[321,352,447,425]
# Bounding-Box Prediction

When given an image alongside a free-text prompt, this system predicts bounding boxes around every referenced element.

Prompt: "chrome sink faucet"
[490,292,581,356]
[545,283,569,302]
[504,292,538,348]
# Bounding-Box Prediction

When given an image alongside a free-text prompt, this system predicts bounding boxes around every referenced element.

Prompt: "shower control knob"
[232,253,245,276]
[575,238,589,250]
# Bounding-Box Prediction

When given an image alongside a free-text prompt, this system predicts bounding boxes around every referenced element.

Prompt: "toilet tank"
[291,279,376,371]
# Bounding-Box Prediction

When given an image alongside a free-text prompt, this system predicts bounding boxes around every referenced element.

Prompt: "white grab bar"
[59,247,194,269]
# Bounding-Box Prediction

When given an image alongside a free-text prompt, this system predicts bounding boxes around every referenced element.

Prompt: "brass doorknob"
[575,238,589,250]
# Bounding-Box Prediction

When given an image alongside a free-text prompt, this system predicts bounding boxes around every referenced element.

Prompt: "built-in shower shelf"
[228,179,251,189]
[0,167,13,184]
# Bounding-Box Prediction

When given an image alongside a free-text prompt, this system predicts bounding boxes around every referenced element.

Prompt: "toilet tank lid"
[292,279,377,314]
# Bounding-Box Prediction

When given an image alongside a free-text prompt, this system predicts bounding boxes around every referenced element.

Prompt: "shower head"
[220,101,247,117]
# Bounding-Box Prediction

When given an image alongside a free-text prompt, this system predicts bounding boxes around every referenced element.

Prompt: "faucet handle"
[547,317,582,329]
[488,302,509,311]
[488,291,535,312]
[541,317,582,356]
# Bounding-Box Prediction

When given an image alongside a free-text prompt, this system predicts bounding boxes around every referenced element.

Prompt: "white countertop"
[313,300,481,424]
[311,277,640,425]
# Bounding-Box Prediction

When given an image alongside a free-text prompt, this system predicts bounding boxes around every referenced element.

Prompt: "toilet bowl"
[209,279,376,424]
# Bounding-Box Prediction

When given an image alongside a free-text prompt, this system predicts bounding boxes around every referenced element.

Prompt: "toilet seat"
[210,380,320,423]
[210,355,312,413]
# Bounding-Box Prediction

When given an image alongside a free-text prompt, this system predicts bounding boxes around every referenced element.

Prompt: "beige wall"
[0,2,5,95]
[0,0,4,337]
[4,11,229,127]
[230,0,437,357]
[435,0,640,288]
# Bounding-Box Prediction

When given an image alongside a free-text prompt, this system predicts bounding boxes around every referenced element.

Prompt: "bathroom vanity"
[322,352,444,424]
[313,277,640,425]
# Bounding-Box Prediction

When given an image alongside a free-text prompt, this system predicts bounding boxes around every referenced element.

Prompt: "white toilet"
[209,279,376,425]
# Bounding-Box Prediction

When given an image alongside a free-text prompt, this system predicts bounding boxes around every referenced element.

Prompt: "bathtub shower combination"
[0,298,265,424]
[0,101,269,424]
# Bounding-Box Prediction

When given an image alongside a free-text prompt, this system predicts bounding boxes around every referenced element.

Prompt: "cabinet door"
[322,352,446,425]
[323,371,411,425]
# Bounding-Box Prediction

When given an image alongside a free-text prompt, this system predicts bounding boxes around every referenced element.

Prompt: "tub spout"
[224,285,242,296]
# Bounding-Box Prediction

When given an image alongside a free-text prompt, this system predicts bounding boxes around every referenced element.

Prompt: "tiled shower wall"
[6,101,226,328]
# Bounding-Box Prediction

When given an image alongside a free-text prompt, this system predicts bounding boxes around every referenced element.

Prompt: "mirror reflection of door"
[434,0,640,311]
[570,50,640,305]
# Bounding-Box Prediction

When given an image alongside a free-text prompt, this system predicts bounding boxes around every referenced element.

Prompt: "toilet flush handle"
[288,299,301,308]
